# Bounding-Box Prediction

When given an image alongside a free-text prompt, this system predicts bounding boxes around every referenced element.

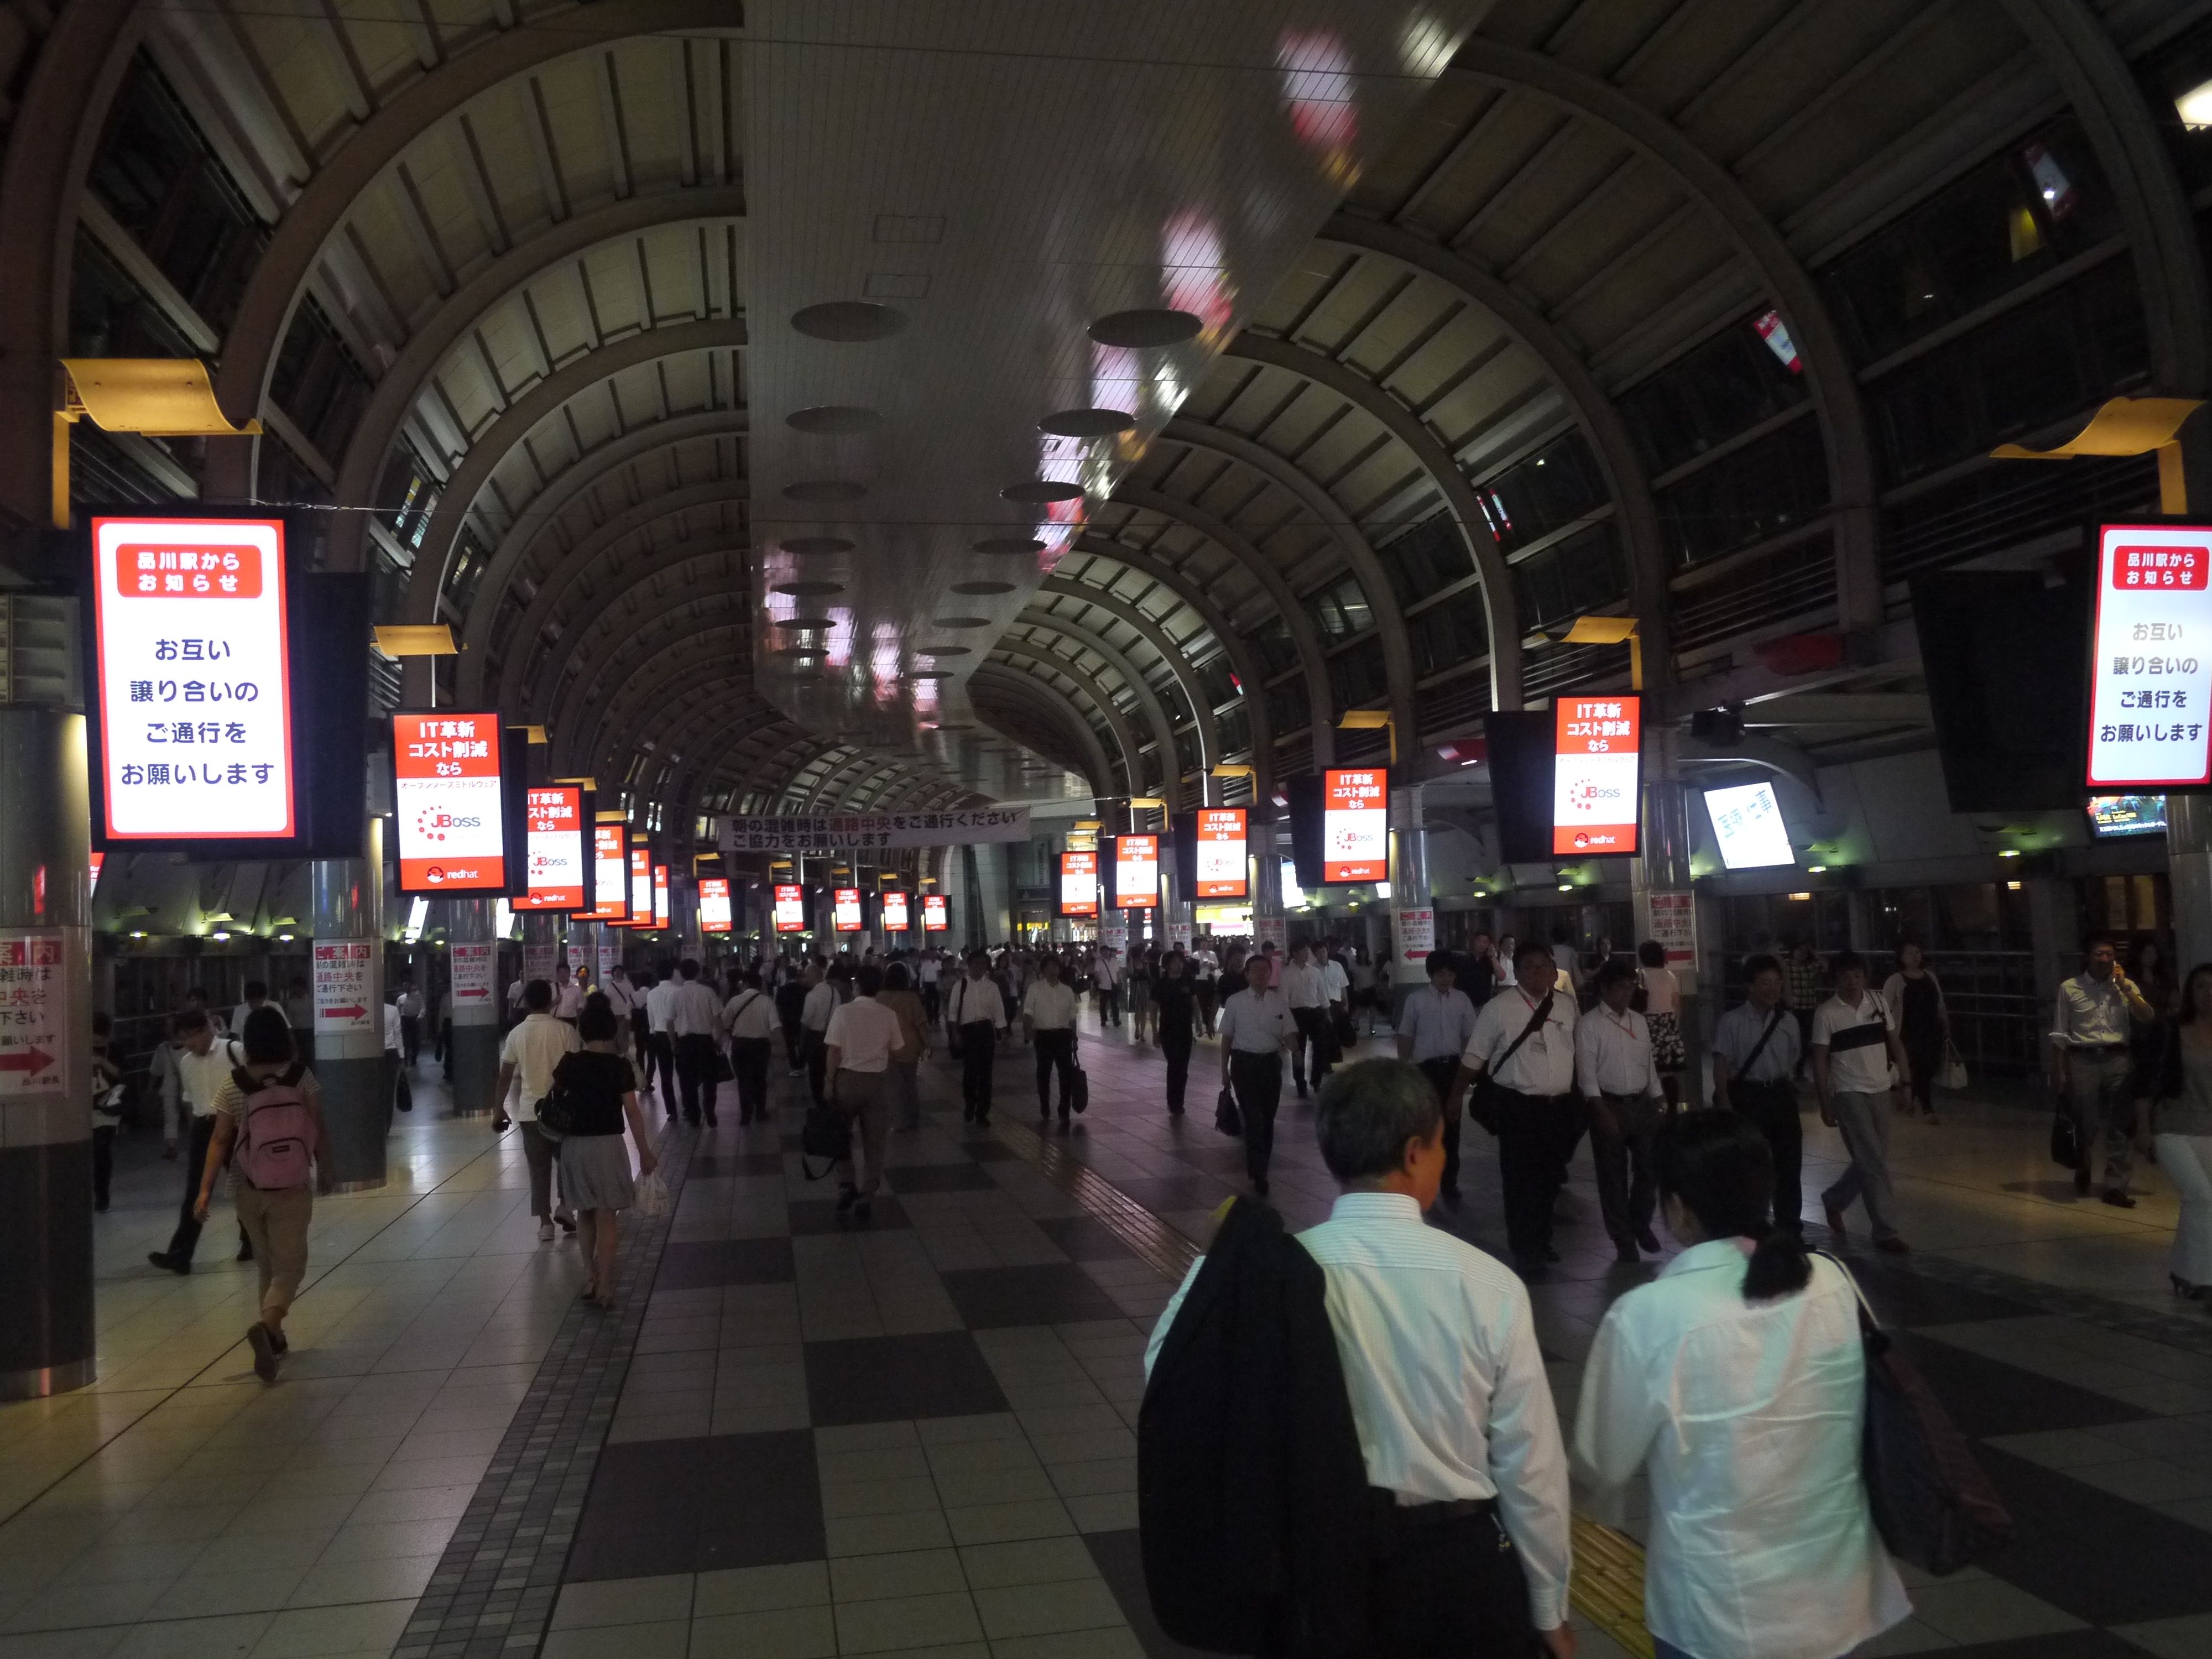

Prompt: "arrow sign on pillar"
[0,1046,56,1078]
[323,1005,368,1022]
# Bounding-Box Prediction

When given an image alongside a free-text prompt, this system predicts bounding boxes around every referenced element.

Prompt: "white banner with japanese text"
[718,808,1030,854]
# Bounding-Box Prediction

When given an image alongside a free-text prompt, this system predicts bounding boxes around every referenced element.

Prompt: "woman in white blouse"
[1573,1110,1909,1659]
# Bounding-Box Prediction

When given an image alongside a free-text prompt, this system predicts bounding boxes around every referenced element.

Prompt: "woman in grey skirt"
[554,996,659,1309]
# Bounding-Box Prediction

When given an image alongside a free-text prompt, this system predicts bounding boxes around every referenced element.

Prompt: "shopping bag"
[633,1170,671,1218]
[1938,1042,1969,1092]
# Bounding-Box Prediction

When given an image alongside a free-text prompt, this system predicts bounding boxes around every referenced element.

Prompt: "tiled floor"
[7,1012,2212,1658]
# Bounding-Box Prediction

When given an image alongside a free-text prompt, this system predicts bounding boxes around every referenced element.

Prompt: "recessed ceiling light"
[784,480,867,502]
[770,645,824,658]
[787,405,883,435]
[951,581,1015,595]
[782,536,855,555]
[773,581,844,596]
[769,616,832,629]
[791,301,906,341]
[1001,481,1084,505]
[972,536,1045,555]
[1088,308,1203,348]
[2180,78,2212,128]
[919,645,973,657]
[930,616,991,629]
[1039,407,1137,438]
[907,670,948,680]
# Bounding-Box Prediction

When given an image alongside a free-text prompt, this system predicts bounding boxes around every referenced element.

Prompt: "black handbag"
[534,1058,586,1137]
[712,1046,735,1083]
[1214,1086,1243,1136]
[1821,1254,2014,1574]
[2051,1109,2080,1168]
[799,1102,849,1180]
[1070,1067,1089,1114]
[1469,993,1555,1134]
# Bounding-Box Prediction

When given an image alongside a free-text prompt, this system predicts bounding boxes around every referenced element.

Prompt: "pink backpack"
[231,1065,315,1190]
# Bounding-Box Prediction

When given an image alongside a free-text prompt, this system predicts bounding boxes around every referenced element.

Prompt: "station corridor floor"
[4,1013,2212,1659]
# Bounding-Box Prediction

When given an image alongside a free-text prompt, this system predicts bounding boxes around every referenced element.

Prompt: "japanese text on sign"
[774,884,807,933]
[592,823,628,921]
[1060,851,1099,917]
[1196,807,1248,899]
[519,786,586,911]
[922,894,949,932]
[1114,836,1159,910]
[717,808,1030,853]
[312,941,374,1034]
[881,891,910,932]
[2087,524,2212,789]
[393,712,507,891]
[1323,769,1389,883]
[698,877,732,934]
[1553,695,1642,855]
[0,935,67,1102]
[450,942,495,1006]
[834,888,863,932]
[92,517,295,840]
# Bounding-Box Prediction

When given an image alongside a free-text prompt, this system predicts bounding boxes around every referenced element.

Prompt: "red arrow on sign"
[0,1046,55,1077]
[456,988,489,999]
[322,1005,368,1021]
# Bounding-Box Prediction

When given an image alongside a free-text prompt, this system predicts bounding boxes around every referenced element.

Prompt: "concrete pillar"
[1631,729,1704,1104]
[447,898,502,1116]
[1251,804,1286,955]
[0,704,95,1398]
[310,818,387,1190]
[1387,783,1431,1020]
[2168,794,2212,977]
[2025,873,2080,1045]
[521,912,558,988]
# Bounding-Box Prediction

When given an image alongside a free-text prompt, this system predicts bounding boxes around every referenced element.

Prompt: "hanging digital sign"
[1552,695,1642,855]
[698,876,732,933]
[653,863,670,930]
[1114,835,1159,909]
[1322,769,1389,883]
[592,822,629,920]
[91,515,296,841]
[1195,807,1248,899]
[1703,781,1794,870]
[2085,522,2212,789]
[881,890,911,931]
[773,883,807,932]
[517,786,587,911]
[922,893,949,931]
[392,711,507,892]
[1059,850,1099,917]
[627,846,653,926]
[834,887,863,932]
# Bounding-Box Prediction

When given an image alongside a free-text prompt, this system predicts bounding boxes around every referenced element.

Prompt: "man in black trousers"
[947,951,1008,1125]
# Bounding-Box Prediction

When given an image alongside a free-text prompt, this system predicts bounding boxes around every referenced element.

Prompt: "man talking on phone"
[2049,937,2156,1206]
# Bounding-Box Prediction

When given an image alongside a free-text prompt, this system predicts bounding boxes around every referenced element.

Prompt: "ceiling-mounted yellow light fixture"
[1560,614,1644,691]
[1992,395,2206,513]
[1336,709,1397,765]
[54,359,262,530]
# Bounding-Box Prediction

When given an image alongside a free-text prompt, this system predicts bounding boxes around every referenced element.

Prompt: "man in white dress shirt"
[1020,953,1081,1124]
[1145,1060,1574,1656]
[1451,941,1580,1271]
[667,959,726,1127]
[1218,953,1297,1194]
[722,969,778,1125]
[1577,958,1666,1262]
[2048,936,2155,1204]
[800,963,839,1109]
[947,952,1009,1124]
[1280,941,1331,1098]
[1396,950,1478,1208]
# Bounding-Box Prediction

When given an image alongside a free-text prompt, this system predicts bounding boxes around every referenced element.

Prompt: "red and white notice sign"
[0,934,69,1103]
[1391,906,1436,967]
[312,940,374,1034]
[392,712,507,891]
[450,941,495,1009]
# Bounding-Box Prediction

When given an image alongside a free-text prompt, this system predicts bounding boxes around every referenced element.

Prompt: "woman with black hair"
[1572,1110,1909,1659]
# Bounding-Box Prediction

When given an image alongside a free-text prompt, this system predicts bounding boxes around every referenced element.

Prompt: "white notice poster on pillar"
[1645,890,1698,976]
[2087,522,2212,788]
[0,934,70,1111]
[598,934,620,985]
[1168,920,1193,951]
[1255,915,1287,953]
[1100,923,1127,952]
[312,941,374,1034]
[450,942,495,1011]
[522,942,557,986]
[1390,907,1436,969]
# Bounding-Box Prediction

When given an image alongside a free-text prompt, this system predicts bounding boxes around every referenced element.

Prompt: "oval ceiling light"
[791,301,906,341]
[784,479,866,503]
[951,580,1015,595]
[786,405,884,435]
[1088,308,1202,348]
[770,645,824,658]
[930,616,991,629]
[1039,407,1137,438]
[1000,481,1084,505]
[972,536,1045,555]
[782,536,855,555]
[919,644,973,657]
[773,581,844,597]
[769,616,832,630]
[906,669,948,680]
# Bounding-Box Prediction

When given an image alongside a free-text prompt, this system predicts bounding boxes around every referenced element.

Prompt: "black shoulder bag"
[1731,1006,1788,1089]
[1468,992,1554,1134]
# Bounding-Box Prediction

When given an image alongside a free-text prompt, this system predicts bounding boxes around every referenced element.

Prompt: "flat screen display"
[1552,695,1641,855]
[592,822,628,920]
[1115,835,1159,909]
[834,887,862,931]
[774,883,806,932]
[922,893,949,931]
[1196,807,1248,899]
[1323,769,1388,882]
[881,890,910,931]
[653,863,670,929]
[392,711,506,892]
[628,847,653,925]
[2085,522,2212,789]
[1703,781,1795,870]
[2088,794,2167,838]
[1059,850,1099,917]
[518,786,586,911]
[91,515,296,841]
[698,876,732,932]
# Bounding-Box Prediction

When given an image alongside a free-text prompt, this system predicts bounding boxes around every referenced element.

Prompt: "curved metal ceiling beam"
[518,536,748,712]
[324,187,748,576]
[1009,612,1185,804]
[623,680,785,780]
[969,664,1115,799]
[500,484,752,707]
[1164,414,1421,740]
[1313,215,1671,686]
[587,666,768,796]
[201,0,741,499]
[987,644,1142,795]
[1067,533,1276,795]
[687,726,832,823]
[1037,575,1223,782]
[567,618,754,781]
[566,606,755,775]
[1444,46,1880,632]
[2000,0,2208,394]
[1111,487,1335,764]
[802,752,890,812]
[1224,331,1528,708]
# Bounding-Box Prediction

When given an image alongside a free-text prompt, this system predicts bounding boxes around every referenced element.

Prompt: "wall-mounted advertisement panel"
[1703,780,1794,870]
[922,893,949,932]
[2088,794,2167,838]
[1195,807,1248,899]
[627,847,653,926]
[1113,835,1159,910]
[1552,695,1641,855]
[518,786,587,911]
[2085,522,2212,790]
[393,712,507,893]
[1058,851,1099,917]
[773,883,807,932]
[698,876,732,933]
[881,890,911,932]
[834,888,863,932]
[91,515,297,842]
[653,863,670,929]
[1322,769,1388,883]
[592,821,628,920]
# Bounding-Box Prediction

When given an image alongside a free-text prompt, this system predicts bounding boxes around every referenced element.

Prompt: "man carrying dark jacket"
[1144,1059,1576,1658]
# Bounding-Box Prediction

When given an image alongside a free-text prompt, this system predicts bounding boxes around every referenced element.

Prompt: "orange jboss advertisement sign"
[1552,694,1641,854]
[592,823,628,920]
[881,891,910,931]
[1196,807,1248,899]
[1059,851,1099,918]
[1323,769,1388,883]
[1115,835,1159,909]
[773,883,807,932]
[698,877,732,933]
[653,864,670,928]
[627,847,653,925]
[518,786,586,911]
[834,888,863,931]
[393,712,505,891]
[922,893,949,931]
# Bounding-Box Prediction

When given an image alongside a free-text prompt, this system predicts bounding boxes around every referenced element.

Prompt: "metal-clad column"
[447,898,502,1115]
[2167,795,2212,980]
[1631,726,1703,1104]
[310,816,387,1190]
[1251,801,1286,956]
[1387,782,1429,1021]
[0,592,95,1395]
